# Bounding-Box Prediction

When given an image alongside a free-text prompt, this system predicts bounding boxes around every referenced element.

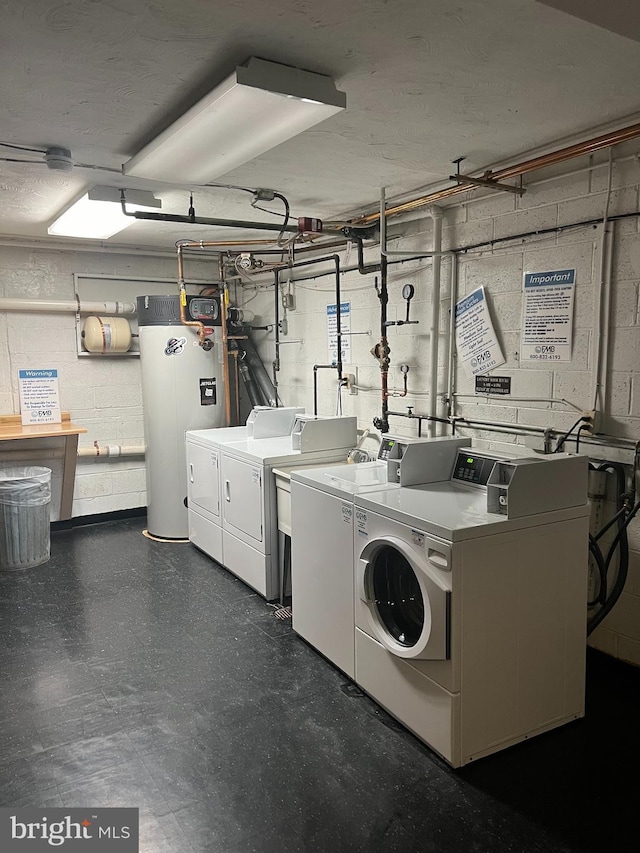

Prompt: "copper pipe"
[355,120,640,225]
[384,371,408,399]
[220,283,232,426]
[176,244,207,343]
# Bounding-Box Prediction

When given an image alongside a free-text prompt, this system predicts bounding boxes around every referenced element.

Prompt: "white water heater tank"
[137,294,224,539]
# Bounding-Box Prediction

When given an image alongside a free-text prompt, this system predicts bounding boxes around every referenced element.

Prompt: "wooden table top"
[0,412,87,441]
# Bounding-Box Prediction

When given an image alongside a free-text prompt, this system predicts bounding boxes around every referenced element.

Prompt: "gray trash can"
[0,467,52,570]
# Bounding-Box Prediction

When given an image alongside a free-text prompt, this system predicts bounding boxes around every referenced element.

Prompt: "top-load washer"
[353,447,590,767]
[186,406,303,563]
[220,415,357,600]
[290,436,470,678]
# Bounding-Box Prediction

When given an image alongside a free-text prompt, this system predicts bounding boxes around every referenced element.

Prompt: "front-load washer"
[353,449,590,767]
[220,415,357,600]
[290,436,470,678]
[186,406,303,563]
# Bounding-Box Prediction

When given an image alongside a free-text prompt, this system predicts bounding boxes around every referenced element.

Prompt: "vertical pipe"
[427,207,443,436]
[273,270,280,404]
[591,150,613,413]
[446,253,459,420]
[220,282,232,426]
[379,188,390,433]
[335,255,343,387]
[313,365,319,416]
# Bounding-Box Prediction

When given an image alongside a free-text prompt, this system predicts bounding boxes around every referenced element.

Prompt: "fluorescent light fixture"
[123,57,346,183]
[48,186,161,239]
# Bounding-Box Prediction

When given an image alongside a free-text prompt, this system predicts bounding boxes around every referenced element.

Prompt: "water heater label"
[164,337,186,356]
[199,378,217,406]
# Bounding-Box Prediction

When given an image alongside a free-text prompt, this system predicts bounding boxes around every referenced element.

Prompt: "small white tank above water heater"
[137,294,224,539]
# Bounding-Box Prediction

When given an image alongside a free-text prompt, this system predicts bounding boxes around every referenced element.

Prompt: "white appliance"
[290,436,469,678]
[353,448,590,767]
[138,294,224,539]
[220,415,357,600]
[186,406,303,563]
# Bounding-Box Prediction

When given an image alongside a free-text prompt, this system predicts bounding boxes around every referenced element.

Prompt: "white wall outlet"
[581,409,599,434]
[342,365,358,395]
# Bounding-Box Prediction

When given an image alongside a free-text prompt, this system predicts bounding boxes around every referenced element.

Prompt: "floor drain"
[273,606,292,620]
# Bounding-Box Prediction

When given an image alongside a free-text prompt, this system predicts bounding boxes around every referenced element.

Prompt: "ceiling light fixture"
[48,186,161,239]
[123,57,346,184]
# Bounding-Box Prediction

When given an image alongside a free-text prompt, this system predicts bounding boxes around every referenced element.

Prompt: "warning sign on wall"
[327,302,350,363]
[18,368,61,426]
[521,269,575,363]
[455,287,505,378]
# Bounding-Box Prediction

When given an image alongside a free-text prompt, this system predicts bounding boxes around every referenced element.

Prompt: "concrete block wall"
[245,148,640,666]
[0,245,212,520]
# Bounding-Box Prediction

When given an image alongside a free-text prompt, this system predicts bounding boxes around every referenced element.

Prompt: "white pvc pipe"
[0,445,144,460]
[454,394,584,413]
[0,298,136,315]
[446,253,458,420]
[427,207,443,437]
[78,444,145,458]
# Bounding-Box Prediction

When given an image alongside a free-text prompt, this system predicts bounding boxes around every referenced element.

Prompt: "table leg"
[60,434,79,520]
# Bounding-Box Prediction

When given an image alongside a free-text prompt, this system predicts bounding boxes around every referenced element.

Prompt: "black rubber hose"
[237,336,278,407]
[237,355,264,408]
[587,500,639,635]
[588,535,607,607]
[587,463,631,635]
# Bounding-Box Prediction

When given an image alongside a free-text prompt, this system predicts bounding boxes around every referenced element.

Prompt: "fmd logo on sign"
[0,808,138,851]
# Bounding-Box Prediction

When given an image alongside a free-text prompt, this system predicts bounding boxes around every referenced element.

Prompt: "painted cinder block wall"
[246,145,640,666]
[0,145,638,666]
[0,246,212,519]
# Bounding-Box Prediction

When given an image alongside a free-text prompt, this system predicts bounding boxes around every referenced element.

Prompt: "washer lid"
[291,461,399,499]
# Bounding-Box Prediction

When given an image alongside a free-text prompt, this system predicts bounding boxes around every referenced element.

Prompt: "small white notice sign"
[455,287,505,378]
[521,269,575,363]
[327,302,350,363]
[18,368,61,426]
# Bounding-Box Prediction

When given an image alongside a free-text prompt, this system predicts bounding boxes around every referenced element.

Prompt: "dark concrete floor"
[0,518,638,852]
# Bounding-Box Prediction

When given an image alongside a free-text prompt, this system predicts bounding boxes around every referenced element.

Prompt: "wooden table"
[0,413,87,520]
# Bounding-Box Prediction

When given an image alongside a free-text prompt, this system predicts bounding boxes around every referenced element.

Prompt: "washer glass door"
[371,545,424,647]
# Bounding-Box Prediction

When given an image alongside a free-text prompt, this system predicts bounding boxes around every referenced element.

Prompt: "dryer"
[221,415,357,600]
[353,448,590,767]
[186,406,303,563]
[290,436,469,678]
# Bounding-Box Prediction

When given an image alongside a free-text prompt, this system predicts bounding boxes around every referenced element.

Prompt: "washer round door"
[358,535,450,660]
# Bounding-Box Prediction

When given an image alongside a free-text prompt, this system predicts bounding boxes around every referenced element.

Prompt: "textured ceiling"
[2,0,640,247]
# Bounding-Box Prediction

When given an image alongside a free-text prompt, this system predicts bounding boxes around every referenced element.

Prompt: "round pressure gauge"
[402,283,415,300]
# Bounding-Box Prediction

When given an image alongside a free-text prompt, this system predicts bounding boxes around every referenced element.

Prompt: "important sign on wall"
[521,269,576,363]
[455,286,505,378]
[18,368,61,426]
[327,302,350,363]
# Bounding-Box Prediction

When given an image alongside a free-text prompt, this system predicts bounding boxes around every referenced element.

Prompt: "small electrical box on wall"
[298,217,323,233]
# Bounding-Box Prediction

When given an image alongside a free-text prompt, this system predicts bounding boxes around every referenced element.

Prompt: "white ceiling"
[2,0,640,248]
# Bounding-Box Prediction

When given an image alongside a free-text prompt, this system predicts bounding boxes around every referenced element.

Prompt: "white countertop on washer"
[221,435,351,466]
[186,426,248,448]
[354,481,591,542]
